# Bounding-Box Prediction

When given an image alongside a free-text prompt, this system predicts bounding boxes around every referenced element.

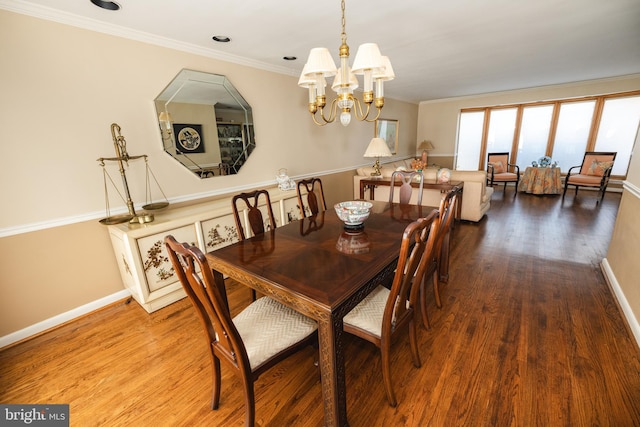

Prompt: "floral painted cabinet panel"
[201,214,239,251]
[283,196,303,223]
[137,224,197,293]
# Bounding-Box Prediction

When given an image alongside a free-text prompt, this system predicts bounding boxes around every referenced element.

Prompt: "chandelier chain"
[340,0,347,46]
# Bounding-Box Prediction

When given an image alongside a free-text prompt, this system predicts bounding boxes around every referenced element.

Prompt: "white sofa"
[354,159,493,222]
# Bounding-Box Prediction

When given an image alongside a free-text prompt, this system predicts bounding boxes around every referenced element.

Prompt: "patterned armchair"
[563,152,616,204]
[487,152,520,193]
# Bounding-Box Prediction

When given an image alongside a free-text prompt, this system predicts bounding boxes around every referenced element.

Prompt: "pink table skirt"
[518,166,562,194]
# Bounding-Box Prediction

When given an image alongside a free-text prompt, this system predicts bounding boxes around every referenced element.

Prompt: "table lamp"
[364,137,393,176]
[418,140,435,165]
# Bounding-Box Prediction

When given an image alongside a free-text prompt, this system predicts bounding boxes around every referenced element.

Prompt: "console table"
[106,186,302,312]
[359,177,463,221]
[518,166,562,194]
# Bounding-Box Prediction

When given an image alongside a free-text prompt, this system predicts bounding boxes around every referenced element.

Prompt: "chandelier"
[298,0,395,126]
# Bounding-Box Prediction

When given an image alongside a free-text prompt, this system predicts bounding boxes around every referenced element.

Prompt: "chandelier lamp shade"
[298,0,395,126]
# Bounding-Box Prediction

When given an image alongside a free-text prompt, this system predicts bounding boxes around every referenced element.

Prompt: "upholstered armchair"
[563,152,616,204]
[487,152,520,193]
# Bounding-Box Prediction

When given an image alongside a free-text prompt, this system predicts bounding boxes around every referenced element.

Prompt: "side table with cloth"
[518,166,562,194]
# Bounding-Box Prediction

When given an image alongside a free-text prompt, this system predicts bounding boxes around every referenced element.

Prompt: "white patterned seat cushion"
[233,296,317,369]
[343,286,391,337]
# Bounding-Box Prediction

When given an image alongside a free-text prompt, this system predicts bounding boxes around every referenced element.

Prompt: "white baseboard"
[0,289,131,349]
[601,258,640,349]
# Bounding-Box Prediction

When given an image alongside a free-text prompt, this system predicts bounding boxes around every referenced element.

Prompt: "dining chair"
[486,152,520,192]
[164,235,317,427]
[419,188,460,329]
[389,170,424,205]
[232,189,277,241]
[296,177,327,218]
[343,210,439,407]
[563,151,616,204]
[232,189,277,300]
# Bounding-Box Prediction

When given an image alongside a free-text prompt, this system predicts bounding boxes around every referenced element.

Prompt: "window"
[551,100,596,172]
[594,96,640,176]
[486,108,517,155]
[456,91,640,177]
[517,105,553,169]
[456,111,484,170]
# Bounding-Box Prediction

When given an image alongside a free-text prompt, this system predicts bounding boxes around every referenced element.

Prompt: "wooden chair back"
[434,189,459,297]
[164,235,245,381]
[232,190,277,241]
[387,210,440,332]
[343,209,439,407]
[164,235,317,426]
[389,170,424,205]
[296,177,327,218]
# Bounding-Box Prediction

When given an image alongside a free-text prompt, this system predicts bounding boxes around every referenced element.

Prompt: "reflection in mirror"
[154,69,255,178]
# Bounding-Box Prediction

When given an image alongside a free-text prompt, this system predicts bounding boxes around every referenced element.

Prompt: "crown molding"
[0,0,298,77]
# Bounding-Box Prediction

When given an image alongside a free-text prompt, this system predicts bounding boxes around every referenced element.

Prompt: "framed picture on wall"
[173,123,205,153]
[375,119,399,154]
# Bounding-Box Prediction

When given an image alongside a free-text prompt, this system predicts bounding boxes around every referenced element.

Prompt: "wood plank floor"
[2,189,640,426]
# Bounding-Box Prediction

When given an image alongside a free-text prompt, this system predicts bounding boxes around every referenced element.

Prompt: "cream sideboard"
[107,186,302,313]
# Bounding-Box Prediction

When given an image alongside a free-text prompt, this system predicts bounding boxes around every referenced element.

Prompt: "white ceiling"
[4,0,640,103]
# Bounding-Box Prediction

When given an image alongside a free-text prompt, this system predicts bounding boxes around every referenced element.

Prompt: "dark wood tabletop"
[206,200,437,427]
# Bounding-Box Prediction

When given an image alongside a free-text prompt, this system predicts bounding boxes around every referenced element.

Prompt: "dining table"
[205,200,437,427]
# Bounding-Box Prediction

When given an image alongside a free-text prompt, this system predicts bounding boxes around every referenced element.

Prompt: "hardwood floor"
[2,189,639,426]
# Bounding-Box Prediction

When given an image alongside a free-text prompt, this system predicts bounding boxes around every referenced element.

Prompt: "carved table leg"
[318,316,348,427]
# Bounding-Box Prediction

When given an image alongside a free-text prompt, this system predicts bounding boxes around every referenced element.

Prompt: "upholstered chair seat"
[234,296,318,369]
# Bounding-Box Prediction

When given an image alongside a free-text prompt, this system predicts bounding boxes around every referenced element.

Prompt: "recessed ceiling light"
[90,0,120,11]
[212,36,231,43]
[283,56,297,61]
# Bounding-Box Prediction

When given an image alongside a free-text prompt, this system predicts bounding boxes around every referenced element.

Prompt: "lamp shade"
[158,111,172,122]
[331,66,359,92]
[304,48,338,76]
[351,43,384,75]
[298,63,316,88]
[364,137,393,158]
[373,56,395,81]
[418,140,435,151]
[158,111,173,130]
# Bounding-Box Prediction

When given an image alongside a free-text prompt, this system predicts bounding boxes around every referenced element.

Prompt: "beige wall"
[0,10,418,339]
[605,128,640,345]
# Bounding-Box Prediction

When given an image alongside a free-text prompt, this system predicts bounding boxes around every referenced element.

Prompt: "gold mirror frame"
[154,69,255,178]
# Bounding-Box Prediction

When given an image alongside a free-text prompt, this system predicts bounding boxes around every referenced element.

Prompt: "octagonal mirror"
[154,69,255,178]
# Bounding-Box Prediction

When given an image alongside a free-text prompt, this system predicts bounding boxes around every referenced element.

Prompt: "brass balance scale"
[98,123,169,225]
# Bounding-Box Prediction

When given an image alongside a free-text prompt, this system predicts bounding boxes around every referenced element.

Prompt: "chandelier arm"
[363,105,383,123]
[351,97,371,122]
[319,98,340,124]
[311,113,328,126]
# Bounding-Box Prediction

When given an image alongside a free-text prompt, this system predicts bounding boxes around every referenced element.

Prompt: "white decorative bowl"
[334,201,373,228]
